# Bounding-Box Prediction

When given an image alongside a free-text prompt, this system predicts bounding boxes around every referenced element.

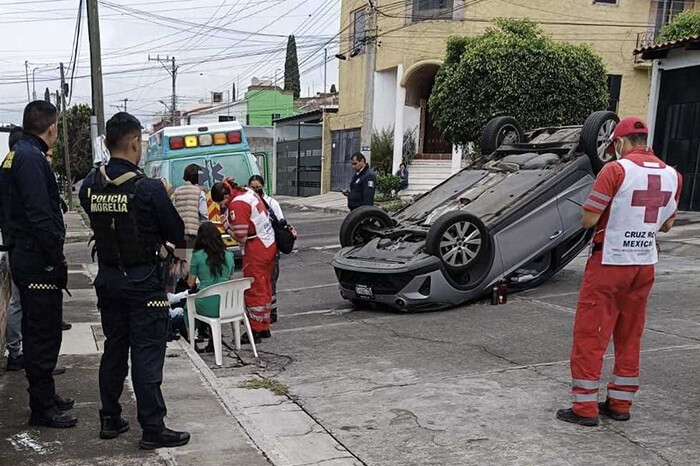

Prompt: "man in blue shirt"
[343,153,376,210]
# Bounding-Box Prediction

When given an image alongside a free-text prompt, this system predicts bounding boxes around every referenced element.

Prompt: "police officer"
[0,101,75,428]
[342,152,376,210]
[79,113,190,449]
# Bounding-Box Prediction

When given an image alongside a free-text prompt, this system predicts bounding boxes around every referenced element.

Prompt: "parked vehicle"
[145,122,269,253]
[332,111,619,311]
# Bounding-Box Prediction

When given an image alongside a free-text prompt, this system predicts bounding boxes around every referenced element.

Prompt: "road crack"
[604,424,673,465]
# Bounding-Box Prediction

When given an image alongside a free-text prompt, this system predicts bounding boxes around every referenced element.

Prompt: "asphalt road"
[255,207,700,466]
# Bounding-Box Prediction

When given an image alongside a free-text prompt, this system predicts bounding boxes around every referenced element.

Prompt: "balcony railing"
[635,30,660,63]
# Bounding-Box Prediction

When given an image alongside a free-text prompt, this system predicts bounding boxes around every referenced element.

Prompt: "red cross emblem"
[631,174,672,224]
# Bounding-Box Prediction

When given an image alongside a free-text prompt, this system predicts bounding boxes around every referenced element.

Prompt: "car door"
[556,167,596,238]
[495,191,565,277]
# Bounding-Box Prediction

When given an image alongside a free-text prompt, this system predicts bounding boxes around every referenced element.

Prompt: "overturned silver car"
[332,111,619,311]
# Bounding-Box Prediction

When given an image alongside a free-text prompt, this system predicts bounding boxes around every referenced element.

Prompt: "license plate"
[355,285,374,300]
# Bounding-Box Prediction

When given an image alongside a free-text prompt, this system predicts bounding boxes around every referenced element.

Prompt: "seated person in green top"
[187,222,236,324]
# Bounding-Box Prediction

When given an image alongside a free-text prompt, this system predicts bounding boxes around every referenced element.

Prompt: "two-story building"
[183,80,297,127]
[327,0,700,197]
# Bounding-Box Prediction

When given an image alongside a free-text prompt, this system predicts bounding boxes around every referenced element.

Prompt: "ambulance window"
[209,154,251,187]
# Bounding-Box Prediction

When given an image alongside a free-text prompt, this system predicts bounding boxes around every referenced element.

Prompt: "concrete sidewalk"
[0,244,271,466]
[276,192,348,216]
[65,209,92,244]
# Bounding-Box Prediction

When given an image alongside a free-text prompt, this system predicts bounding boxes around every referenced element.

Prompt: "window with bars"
[350,8,367,55]
[412,0,454,21]
[652,0,694,33]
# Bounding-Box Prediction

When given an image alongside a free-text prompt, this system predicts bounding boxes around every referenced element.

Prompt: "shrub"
[656,10,700,44]
[376,174,401,198]
[429,18,609,146]
[371,128,394,174]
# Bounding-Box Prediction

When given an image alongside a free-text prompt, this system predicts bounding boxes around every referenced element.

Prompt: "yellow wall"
[333,0,700,132]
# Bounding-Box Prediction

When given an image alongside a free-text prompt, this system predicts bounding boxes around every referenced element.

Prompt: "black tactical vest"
[85,166,161,268]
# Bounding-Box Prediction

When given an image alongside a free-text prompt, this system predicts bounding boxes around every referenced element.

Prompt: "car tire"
[339,206,393,247]
[425,211,490,275]
[580,111,619,174]
[480,116,524,156]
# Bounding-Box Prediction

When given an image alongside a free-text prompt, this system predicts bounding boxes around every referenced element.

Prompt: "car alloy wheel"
[439,220,482,267]
[597,119,616,163]
[580,110,619,174]
[499,124,521,147]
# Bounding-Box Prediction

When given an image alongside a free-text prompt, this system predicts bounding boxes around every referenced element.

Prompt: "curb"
[278,202,348,216]
[175,339,362,466]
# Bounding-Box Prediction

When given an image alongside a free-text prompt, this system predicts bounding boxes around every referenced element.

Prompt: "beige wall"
[334,0,700,127]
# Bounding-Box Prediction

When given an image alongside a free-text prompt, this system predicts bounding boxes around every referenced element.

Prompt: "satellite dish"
[251,77,260,86]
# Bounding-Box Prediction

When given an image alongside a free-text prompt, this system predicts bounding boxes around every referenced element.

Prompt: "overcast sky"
[0,0,341,128]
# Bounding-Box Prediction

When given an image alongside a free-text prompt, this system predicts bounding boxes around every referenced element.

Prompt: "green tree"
[52,104,93,182]
[370,128,394,174]
[656,10,700,44]
[284,35,301,99]
[44,87,51,102]
[429,18,609,146]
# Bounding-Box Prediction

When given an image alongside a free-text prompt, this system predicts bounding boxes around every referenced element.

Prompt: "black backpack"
[262,198,295,254]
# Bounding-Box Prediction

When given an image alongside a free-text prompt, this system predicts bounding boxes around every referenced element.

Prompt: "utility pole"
[359,0,377,163]
[324,48,327,94]
[32,66,39,101]
[59,63,74,210]
[87,0,105,135]
[121,98,128,112]
[149,55,178,125]
[24,61,31,103]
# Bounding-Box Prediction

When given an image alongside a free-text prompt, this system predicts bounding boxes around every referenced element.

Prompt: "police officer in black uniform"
[342,152,376,210]
[79,112,190,449]
[0,101,76,428]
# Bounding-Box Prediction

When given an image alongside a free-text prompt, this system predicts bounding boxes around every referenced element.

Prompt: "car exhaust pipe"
[395,298,407,309]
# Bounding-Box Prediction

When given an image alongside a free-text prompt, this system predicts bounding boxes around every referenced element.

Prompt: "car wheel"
[580,111,619,174]
[480,116,524,156]
[339,206,393,247]
[425,211,490,275]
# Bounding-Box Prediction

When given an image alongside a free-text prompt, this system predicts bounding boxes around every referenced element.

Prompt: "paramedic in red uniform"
[556,117,682,427]
[211,179,277,344]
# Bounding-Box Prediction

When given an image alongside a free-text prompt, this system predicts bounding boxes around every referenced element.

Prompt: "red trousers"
[570,251,655,418]
[242,239,277,333]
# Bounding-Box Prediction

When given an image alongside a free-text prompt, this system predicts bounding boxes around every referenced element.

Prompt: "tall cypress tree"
[284,35,300,99]
[44,87,51,102]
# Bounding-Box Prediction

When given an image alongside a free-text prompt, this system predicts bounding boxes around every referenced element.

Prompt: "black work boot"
[598,402,631,421]
[100,411,130,439]
[139,427,190,450]
[240,332,262,345]
[29,408,78,428]
[6,354,24,371]
[556,408,599,427]
[259,330,272,339]
[55,394,75,411]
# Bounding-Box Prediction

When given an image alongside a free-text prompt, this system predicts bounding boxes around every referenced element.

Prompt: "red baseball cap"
[605,117,649,154]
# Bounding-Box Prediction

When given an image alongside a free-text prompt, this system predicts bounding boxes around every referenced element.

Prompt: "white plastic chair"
[186,277,257,365]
